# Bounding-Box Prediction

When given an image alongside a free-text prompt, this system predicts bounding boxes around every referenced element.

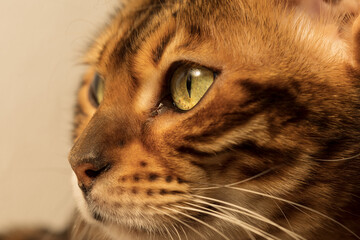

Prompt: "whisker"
[225,168,277,187]
[199,202,258,240]
[314,152,360,162]
[172,203,281,240]
[193,167,277,190]
[179,225,188,240]
[191,185,220,190]
[184,200,267,238]
[163,205,231,240]
[272,196,294,233]
[191,195,280,223]
[149,206,206,240]
[163,224,175,240]
[245,229,257,240]
[171,223,181,240]
[226,186,360,239]
[186,198,304,240]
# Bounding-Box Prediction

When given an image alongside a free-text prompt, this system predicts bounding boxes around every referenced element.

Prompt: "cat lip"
[87,203,180,233]
[86,199,218,236]
[90,210,165,234]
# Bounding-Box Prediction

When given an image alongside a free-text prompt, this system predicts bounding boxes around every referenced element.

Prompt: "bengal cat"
[2,0,360,239]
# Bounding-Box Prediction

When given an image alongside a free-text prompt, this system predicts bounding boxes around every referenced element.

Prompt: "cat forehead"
[86,0,278,67]
[87,1,215,63]
[85,0,348,83]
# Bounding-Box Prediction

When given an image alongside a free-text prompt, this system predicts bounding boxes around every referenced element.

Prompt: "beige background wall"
[0,0,118,231]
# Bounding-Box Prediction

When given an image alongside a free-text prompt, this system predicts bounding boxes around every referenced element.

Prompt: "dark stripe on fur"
[185,79,308,143]
[184,109,258,143]
[152,32,175,65]
[112,4,165,66]
[176,145,217,158]
[231,141,300,164]
[177,140,300,182]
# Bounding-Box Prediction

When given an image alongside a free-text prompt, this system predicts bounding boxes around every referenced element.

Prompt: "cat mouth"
[85,198,171,230]
[88,207,175,237]
[86,196,217,232]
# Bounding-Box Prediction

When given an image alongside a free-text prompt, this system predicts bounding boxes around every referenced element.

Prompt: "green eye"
[89,73,105,107]
[170,65,215,111]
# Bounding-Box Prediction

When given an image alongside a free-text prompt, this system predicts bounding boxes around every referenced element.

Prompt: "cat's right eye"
[89,73,105,107]
[170,65,215,111]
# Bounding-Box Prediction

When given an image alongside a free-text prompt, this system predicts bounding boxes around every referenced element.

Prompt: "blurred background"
[0,0,118,232]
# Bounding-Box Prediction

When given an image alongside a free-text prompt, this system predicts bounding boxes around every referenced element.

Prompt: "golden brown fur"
[2,0,360,240]
[66,0,360,239]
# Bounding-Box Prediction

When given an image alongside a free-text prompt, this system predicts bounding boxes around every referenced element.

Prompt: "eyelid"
[165,61,221,82]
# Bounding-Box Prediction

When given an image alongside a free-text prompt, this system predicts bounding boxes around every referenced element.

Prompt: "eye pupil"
[186,74,192,98]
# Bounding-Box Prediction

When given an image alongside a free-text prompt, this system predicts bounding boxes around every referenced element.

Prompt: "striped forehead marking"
[95,3,179,114]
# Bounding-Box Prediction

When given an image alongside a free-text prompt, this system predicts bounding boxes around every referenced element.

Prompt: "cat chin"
[101,224,168,240]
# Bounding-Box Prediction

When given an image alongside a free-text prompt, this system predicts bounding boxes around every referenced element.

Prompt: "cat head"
[69,0,360,239]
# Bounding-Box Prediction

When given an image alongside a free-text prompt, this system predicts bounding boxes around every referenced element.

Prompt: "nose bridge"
[69,106,139,169]
[69,114,106,169]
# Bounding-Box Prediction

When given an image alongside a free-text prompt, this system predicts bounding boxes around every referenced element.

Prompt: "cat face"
[69,0,360,239]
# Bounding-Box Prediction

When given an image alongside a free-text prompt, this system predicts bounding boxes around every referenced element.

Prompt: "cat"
[2,0,360,239]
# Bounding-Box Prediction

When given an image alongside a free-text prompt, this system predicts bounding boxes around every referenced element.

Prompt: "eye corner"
[213,70,220,79]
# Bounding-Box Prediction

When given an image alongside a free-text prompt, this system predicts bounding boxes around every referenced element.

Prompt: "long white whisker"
[225,168,276,187]
[193,201,257,240]
[191,194,272,224]
[187,198,304,240]
[192,186,220,190]
[272,197,294,233]
[245,229,257,240]
[163,205,231,240]
[186,200,261,239]
[149,206,206,240]
[179,225,188,240]
[193,168,276,190]
[171,223,181,240]
[164,224,175,240]
[226,186,360,239]
[315,152,360,162]
[172,204,281,240]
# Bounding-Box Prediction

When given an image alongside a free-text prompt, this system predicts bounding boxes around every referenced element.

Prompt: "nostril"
[73,162,111,192]
[85,164,110,179]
